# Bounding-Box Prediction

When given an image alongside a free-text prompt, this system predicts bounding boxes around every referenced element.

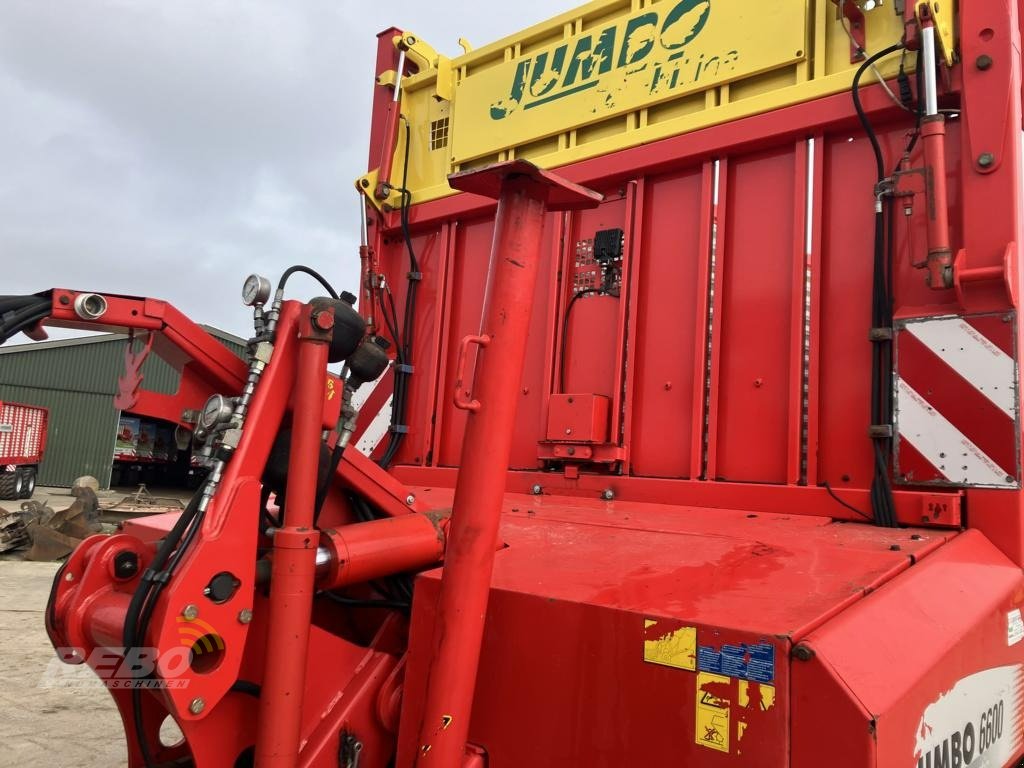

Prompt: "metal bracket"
[953,244,1019,310]
[916,2,955,67]
[394,32,452,102]
[869,327,894,341]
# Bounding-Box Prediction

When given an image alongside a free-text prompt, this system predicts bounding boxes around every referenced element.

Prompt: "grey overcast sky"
[0,1,578,341]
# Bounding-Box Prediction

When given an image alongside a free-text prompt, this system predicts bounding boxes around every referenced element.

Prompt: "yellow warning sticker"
[737,681,775,746]
[696,672,731,753]
[643,619,697,671]
[739,680,775,712]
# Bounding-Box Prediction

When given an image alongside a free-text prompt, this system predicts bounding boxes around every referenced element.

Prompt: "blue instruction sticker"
[720,644,748,678]
[746,644,775,683]
[697,646,721,673]
[697,642,775,683]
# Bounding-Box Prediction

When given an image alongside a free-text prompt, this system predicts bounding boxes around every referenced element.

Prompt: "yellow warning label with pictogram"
[696,672,731,753]
[643,619,696,671]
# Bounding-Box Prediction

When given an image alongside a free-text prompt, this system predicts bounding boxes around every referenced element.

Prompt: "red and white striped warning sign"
[351,368,394,459]
[895,314,1019,488]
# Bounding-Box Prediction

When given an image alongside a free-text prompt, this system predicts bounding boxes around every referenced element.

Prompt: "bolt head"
[311,310,335,332]
[978,152,996,168]
[238,608,253,624]
[602,489,614,501]
[188,698,205,715]
[531,484,543,495]
[976,54,994,70]
[793,644,815,662]
[182,604,199,621]
[405,494,415,506]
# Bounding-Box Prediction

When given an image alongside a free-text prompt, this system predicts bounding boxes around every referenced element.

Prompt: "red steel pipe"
[922,114,953,289]
[319,513,447,590]
[255,305,332,768]
[411,162,600,765]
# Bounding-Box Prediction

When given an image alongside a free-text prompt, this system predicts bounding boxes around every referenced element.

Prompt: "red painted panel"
[434,212,559,469]
[630,167,707,478]
[801,531,1024,767]
[714,147,799,483]
[397,496,951,765]
[562,295,618,396]
[436,217,491,466]
[509,214,560,469]
[817,133,880,489]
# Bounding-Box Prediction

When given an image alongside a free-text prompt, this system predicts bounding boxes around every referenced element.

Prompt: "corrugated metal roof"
[0,325,246,356]
[0,330,246,395]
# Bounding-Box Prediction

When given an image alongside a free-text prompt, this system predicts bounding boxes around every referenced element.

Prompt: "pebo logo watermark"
[40,647,193,689]
[40,616,226,689]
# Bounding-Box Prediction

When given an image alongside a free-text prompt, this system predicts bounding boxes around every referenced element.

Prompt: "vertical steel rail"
[689,161,717,480]
[787,141,812,485]
[412,161,599,765]
[255,304,333,768]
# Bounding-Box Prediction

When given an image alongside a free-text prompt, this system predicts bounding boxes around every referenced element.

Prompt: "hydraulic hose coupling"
[73,293,108,320]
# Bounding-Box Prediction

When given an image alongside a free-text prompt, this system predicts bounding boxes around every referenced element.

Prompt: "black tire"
[0,470,24,501]
[18,467,36,499]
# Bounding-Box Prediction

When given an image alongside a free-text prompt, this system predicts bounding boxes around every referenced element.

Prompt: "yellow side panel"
[363,0,953,206]
[452,0,807,164]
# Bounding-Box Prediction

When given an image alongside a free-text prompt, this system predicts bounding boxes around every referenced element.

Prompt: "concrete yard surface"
[0,560,128,767]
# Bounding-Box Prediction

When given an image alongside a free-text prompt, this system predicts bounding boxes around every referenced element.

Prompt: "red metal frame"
[20,2,1024,767]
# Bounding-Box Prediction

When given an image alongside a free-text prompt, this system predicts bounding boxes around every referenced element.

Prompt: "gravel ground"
[0,485,192,767]
[0,560,128,767]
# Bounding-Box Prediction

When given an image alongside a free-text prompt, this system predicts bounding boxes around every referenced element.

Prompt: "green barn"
[0,328,245,489]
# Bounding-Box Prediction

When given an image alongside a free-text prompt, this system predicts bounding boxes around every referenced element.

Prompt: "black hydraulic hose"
[559,289,602,393]
[314,438,346,524]
[276,265,339,300]
[321,591,410,612]
[122,489,204,648]
[230,680,262,698]
[124,486,207,767]
[0,301,49,344]
[380,118,420,469]
[852,44,904,180]
[853,42,905,528]
[0,294,44,314]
